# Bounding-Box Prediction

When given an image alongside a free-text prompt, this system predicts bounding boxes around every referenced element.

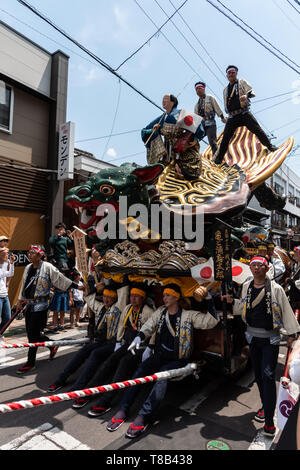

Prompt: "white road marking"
[0,332,86,369]
[0,422,91,450]
[0,345,74,369]
[248,429,278,450]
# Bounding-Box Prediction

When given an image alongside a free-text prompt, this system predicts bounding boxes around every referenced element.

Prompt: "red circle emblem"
[184,115,194,126]
[200,267,213,279]
[232,266,243,277]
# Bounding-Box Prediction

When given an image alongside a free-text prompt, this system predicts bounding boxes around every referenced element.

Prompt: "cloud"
[75,64,105,83]
[106,148,117,158]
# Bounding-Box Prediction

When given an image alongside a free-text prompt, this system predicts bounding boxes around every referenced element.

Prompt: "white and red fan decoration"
[191,258,252,285]
[177,110,203,134]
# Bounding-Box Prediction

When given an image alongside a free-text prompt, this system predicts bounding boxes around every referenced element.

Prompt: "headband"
[29,245,44,256]
[103,289,117,298]
[250,256,269,267]
[130,288,146,298]
[226,66,238,73]
[163,288,180,298]
[195,83,206,90]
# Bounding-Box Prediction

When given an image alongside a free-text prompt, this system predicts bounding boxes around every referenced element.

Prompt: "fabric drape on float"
[0,164,48,212]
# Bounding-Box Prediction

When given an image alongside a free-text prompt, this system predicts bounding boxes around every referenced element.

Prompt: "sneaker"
[254,408,265,422]
[16,365,36,375]
[88,406,111,417]
[106,410,126,431]
[49,346,59,360]
[72,397,89,409]
[47,383,64,393]
[263,424,276,437]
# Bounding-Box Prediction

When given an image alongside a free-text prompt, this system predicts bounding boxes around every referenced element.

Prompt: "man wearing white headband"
[214,65,278,164]
[194,81,227,155]
[16,244,84,374]
[223,255,300,438]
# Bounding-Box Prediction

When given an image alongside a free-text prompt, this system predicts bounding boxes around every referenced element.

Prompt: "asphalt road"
[0,326,293,452]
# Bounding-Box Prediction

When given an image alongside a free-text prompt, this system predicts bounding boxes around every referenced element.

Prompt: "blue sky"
[1,0,300,173]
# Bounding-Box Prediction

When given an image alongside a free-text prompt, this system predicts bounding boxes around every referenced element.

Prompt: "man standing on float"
[194,81,227,155]
[214,65,277,165]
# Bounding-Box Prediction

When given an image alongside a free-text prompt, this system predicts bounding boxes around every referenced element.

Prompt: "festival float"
[65,119,294,376]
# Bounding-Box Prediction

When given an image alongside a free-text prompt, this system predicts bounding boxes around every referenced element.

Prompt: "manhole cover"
[205,440,231,450]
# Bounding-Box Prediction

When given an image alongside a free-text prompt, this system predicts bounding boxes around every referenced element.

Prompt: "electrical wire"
[101,80,122,159]
[133,0,220,99]
[206,0,300,76]
[168,0,225,80]
[153,0,225,88]
[106,151,145,163]
[75,129,140,143]
[271,117,300,133]
[255,96,293,115]
[287,0,300,14]
[16,0,164,112]
[253,90,297,104]
[273,0,300,33]
[115,0,188,71]
[216,0,300,70]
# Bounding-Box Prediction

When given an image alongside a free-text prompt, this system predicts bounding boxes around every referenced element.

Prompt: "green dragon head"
[65,162,164,241]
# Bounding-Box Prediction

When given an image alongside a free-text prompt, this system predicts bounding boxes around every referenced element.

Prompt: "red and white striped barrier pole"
[0,338,90,349]
[0,363,197,415]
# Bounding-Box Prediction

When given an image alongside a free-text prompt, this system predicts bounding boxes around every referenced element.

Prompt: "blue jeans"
[56,341,115,390]
[119,354,187,420]
[0,296,11,332]
[249,337,279,426]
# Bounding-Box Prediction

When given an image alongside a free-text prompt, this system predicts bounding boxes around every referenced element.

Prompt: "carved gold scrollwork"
[99,240,203,272]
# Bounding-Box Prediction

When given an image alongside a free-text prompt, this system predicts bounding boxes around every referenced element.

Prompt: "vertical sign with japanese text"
[213,225,232,282]
[72,226,88,277]
[58,121,75,180]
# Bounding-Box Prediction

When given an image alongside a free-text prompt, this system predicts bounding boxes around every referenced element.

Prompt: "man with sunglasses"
[15,244,84,374]
[214,65,277,165]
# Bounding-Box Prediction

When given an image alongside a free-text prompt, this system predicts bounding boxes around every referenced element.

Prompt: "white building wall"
[0,21,52,97]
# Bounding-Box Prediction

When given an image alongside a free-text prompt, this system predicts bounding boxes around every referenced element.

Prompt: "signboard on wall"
[10,250,30,267]
[72,226,88,278]
[58,121,75,180]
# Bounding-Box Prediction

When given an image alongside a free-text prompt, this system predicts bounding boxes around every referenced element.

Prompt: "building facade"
[0,21,69,304]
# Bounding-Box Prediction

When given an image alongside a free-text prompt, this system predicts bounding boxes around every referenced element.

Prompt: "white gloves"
[142,346,152,362]
[128,336,141,355]
[114,342,121,352]
[290,357,300,386]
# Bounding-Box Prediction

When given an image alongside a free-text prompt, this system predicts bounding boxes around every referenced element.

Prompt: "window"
[296,191,300,208]
[0,81,14,133]
[288,185,295,205]
[272,211,287,228]
[274,174,286,196]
